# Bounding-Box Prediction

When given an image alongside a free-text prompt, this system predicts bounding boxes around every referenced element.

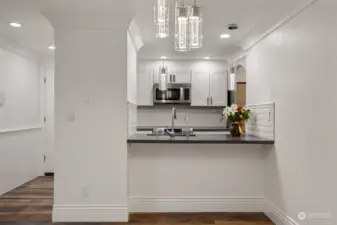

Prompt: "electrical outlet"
[81,186,90,198]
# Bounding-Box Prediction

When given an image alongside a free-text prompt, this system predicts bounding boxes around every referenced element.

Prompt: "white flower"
[222,104,239,119]
[231,104,238,111]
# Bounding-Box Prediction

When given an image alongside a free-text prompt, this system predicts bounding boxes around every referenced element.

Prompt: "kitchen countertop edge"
[127,134,274,145]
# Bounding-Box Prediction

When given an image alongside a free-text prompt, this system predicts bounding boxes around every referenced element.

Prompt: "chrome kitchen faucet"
[165,107,177,137]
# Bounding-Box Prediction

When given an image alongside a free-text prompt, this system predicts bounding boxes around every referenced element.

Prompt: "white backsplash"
[246,102,275,140]
[137,107,225,128]
[128,103,138,136]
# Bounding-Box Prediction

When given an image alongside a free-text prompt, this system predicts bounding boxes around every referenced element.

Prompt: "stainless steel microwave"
[153,83,191,104]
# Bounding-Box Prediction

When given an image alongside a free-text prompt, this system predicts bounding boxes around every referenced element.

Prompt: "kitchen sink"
[146,133,196,137]
[146,128,196,137]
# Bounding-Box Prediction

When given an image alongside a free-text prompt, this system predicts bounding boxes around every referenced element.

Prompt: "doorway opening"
[235,65,247,106]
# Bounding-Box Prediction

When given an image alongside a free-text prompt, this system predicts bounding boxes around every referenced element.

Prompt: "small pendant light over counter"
[159,63,168,91]
[228,67,237,106]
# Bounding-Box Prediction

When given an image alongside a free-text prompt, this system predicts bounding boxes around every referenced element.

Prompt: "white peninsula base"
[128,143,270,213]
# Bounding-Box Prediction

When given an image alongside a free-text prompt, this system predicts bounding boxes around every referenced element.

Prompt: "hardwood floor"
[0,177,274,225]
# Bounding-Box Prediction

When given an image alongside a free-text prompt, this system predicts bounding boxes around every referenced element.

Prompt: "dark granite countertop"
[137,126,229,132]
[128,134,274,144]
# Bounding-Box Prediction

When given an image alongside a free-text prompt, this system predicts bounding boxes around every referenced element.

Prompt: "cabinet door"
[210,71,227,106]
[191,72,210,106]
[137,71,154,106]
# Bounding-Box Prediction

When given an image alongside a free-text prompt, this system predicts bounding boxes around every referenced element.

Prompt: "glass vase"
[229,122,244,137]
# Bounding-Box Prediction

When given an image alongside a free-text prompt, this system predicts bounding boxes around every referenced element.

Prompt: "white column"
[45,14,132,222]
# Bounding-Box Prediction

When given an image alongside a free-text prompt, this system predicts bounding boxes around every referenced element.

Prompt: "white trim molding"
[0,35,40,63]
[0,125,44,134]
[264,199,300,225]
[52,205,128,222]
[127,101,138,108]
[129,197,265,213]
[246,102,275,108]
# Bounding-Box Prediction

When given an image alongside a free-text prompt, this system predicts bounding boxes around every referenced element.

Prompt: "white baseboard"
[264,199,299,225]
[129,197,264,213]
[52,205,128,222]
[52,198,301,224]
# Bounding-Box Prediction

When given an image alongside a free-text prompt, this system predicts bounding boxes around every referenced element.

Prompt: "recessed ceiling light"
[48,45,56,50]
[9,22,22,28]
[220,34,231,39]
[160,56,167,59]
[204,57,211,60]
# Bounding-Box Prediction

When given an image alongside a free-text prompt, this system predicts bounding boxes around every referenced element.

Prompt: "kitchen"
[128,58,274,143]
[126,0,275,214]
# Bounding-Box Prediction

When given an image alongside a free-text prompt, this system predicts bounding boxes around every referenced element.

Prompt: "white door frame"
[43,68,55,173]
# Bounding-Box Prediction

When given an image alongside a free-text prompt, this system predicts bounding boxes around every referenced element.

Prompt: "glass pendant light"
[154,0,170,38]
[227,67,236,106]
[159,63,168,91]
[189,0,203,49]
[175,0,190,52]
[228,67,236,91]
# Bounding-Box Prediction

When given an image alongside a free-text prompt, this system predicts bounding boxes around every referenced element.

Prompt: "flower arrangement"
[221,104,251,122]
[221,104,251,136]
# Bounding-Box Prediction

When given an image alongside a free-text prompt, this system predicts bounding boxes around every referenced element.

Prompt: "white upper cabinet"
[137,60,228,107]
[191,71,227,107]
[210,71,227,106]
[137,71,154,106]
[191,72,210,106]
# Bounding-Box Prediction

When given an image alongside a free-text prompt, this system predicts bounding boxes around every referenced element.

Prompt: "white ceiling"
[134,0,313,60]
[0,0,312,60]
[0,1,53,57]
[0,0,134,58]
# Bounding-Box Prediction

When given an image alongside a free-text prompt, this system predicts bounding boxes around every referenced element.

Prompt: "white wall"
[127,31,137,105]
[236,66,246,83]
[0,46,41,129]
[127,31,138,137]
[51,21,129,222]
[235,56,247,83]
[128,144,266,212]
[0,44,44,195]
[128,103,137,137]
[0,129,44,195]
[246,0,337,224]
